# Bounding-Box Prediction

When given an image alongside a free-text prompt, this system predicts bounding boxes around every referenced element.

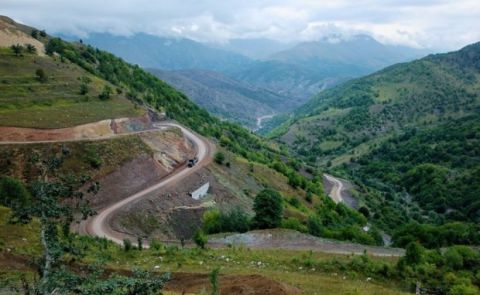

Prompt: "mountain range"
[68,32,431,129]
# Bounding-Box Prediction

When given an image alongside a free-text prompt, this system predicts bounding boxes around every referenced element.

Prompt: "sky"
[1,0,479,50]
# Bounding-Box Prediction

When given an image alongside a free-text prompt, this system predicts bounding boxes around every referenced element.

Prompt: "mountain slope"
[69,33,252,73]
[279,42,480,162]
[232,35,430,103]
[275,41,480,232]
[0,18,143,128]
[148,68,292,128]
[270,35,428,71]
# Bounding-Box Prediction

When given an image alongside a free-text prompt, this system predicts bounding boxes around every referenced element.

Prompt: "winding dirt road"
[0,119,213,245]
[83,123,213,244]
[324,174,345,204]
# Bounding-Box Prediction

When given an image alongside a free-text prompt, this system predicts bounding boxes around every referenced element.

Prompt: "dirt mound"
[165,272,301,295]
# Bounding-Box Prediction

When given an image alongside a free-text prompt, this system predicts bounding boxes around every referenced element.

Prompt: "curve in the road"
[85,122,213,245]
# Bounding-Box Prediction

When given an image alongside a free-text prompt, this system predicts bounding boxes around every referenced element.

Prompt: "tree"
[35,68,48,83]
[25,44,37,54]
[405,241,425,265]
[359,206,370,218]
[99,85,112,100]
[214,152,225,164]
[31,29,39,39]
[10,44,23,56]
[252,189,283,229]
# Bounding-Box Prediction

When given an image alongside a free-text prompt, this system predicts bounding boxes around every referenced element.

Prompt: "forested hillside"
[274,41,480,247]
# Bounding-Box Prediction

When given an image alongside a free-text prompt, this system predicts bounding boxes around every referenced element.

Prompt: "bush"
[193,229,208,249]
[26,44,37,54]
[281,217,307,233]
[10,44,23,56]
[252,189,283,229]
[98,85,112,100]
[214,152,225,164]
[80,84,88,95]
[123,239,132,252]
[35,68,48,83]
[0,176,31,222]
[203,208,250,234]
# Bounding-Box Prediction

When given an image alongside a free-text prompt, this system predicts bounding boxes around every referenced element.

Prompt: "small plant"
[209,268,220,295]
[193,229,208,249]
[123,239,132,252]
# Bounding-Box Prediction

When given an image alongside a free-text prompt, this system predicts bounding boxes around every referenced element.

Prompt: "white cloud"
[1,0,479,49]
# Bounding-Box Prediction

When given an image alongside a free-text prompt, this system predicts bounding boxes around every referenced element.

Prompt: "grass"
[0,50,144,128]
[0,205,411,294]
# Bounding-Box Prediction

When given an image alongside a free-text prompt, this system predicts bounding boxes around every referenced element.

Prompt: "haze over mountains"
[66,32,431,129]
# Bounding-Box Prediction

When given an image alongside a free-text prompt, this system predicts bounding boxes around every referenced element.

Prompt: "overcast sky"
[1,0,479,50]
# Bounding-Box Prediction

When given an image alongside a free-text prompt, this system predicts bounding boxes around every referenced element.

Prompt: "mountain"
[270,35,429,71]
[64,32,431,130]
[148,68,290,129]
[210,38,294,60]
[230,35,431,103]
[67,32,253,73]
[274,41,480,234]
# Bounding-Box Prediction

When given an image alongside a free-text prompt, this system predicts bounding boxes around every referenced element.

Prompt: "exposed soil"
[110,166,249,240]
[210,229,405,257]
[0,114,153,142]
[84,154,170,211]
[165,272,301,295]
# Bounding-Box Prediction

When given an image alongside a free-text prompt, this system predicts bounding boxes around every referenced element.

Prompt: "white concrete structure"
[190,182,210,200]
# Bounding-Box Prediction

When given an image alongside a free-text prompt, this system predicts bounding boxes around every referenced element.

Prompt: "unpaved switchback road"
[84,122,213,245]
[0,119,213,246]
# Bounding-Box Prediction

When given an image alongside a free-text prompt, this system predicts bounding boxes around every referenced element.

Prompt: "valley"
[0,6,479,295]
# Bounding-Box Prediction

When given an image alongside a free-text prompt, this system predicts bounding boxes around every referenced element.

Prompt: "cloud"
[1,0,479,49]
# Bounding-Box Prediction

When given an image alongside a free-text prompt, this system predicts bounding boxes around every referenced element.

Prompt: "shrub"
[281,217,307,233]
[10,44,23,56]
[35,68,48,83]
[25,44,37,54]
[203,208,250,234]
[80,84,88,95]
[98,85,112,100]
[123,239,132,252]
[214,152,225,164]
[193,229,208,249]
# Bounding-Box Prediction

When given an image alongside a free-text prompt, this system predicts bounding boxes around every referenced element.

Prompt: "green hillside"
[274,42,480,245]
[279,42,480,164]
